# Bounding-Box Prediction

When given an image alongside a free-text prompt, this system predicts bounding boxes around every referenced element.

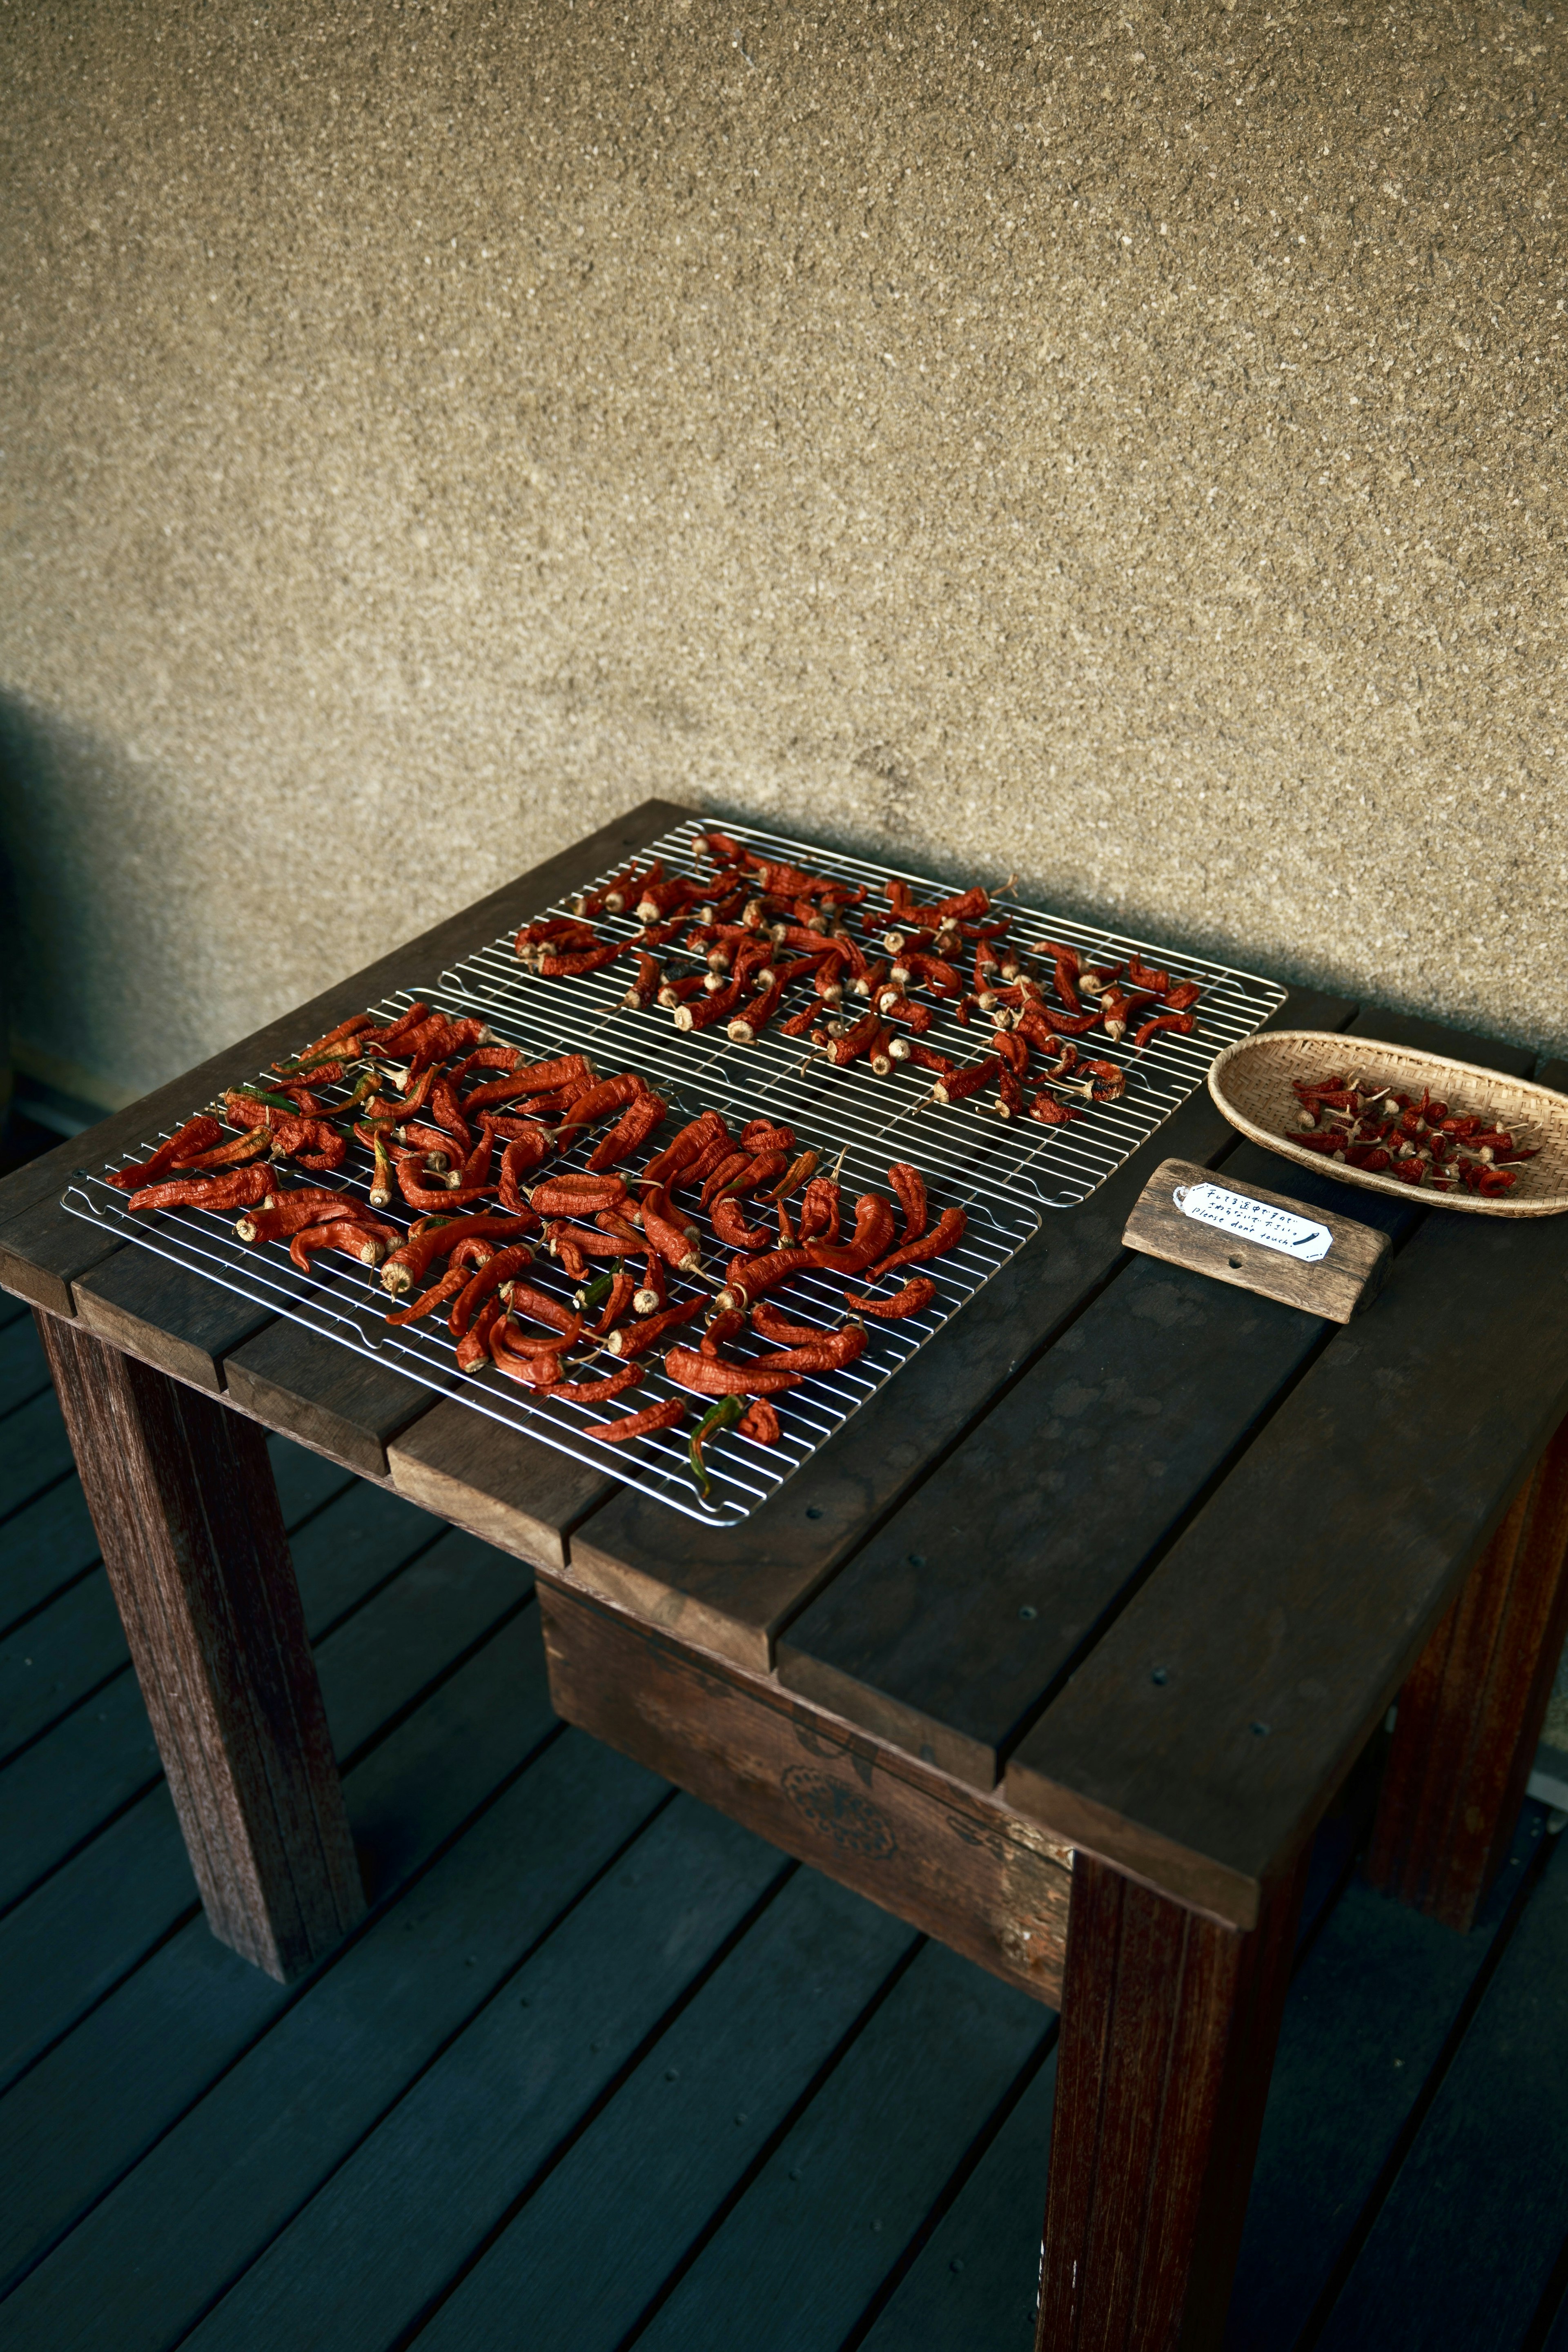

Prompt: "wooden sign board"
[1121,1158,1391,1324]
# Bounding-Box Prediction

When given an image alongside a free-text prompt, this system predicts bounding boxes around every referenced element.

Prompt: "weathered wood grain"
[1037,1846,1307,2352]
[1365,1409,1568,1930]
[34,1311,364,1980]
[1005,1198,1568,1926]
[538,1575,1073,2004]
[568,986,1359,1671]
[387,1399,615,1573]
[223,1320,435,1479]
[777,1142,1415,1791]
[72,1249,272,1394]
[1123,1157,1390,1324]
[0,796,692,1316]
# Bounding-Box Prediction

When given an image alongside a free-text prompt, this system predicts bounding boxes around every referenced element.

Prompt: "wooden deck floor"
[3,1289,1568,2352]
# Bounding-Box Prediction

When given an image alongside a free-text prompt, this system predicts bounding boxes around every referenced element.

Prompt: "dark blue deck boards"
[2,1333,1567,2351]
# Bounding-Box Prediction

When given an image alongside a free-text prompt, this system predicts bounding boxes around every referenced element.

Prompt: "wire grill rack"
[61,817,1284,1528]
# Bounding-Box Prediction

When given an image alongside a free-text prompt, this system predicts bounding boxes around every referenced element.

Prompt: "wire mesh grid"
[436,815,1286,1217]
[59,818,1283,1528]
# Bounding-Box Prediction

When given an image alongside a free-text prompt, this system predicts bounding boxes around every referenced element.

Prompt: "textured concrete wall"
[1,0,1564,1107]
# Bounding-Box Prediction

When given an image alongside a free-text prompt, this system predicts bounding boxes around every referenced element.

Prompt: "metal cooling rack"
[435,816,1286,1216]
[59,819,1283,1529]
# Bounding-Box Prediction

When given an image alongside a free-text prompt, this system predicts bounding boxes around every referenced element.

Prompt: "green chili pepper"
[574,1266,619,1313]
[689,1393,744,1501]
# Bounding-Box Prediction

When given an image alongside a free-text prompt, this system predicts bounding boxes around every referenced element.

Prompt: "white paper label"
[1172,1183,1333,1263]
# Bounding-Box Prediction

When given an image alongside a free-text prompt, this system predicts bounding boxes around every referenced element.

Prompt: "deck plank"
[1225,1807,1546,2349]
[186,1802,792,2352]
[0,1476,100,1637]
[0,1570,130,1765]
[0,1735,670,2352]
[632,1938,1052,2352]
[0,1390,75,1525]
[1312,1818,1568,2352]
[416,1872,917,2352]
[0,1608,558,2301]
[0,1315,49,1419]
[860,2048,1058,2352]
[0,1516,531,2092]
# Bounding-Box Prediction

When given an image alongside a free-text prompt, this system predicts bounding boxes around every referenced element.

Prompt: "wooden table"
[5,797,1568,2352]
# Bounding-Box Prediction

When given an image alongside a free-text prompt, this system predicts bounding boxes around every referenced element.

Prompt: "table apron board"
[537,1572,1076,2005]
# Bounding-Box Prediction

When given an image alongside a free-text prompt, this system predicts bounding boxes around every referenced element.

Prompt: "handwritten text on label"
[1173,1183,1334,1263]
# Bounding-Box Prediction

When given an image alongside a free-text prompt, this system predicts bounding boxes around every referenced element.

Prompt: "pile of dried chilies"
[514,832,1205,1131]
[1290,1070,1539,1197]
[111,1001,969,1501]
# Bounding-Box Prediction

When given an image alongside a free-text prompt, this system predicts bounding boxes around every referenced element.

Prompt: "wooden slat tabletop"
[4,796,1565,1938]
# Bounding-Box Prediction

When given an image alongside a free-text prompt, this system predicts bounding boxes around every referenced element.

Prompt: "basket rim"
[1206,1030,1568,1219]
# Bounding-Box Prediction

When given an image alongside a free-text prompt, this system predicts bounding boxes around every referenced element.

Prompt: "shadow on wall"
[0,694,199,1122]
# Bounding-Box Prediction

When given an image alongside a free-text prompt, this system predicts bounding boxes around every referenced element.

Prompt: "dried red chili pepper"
[175,1126,275,1172]
[1161,980,1203,1014]
[394,1156,495,1213]
[699,1150,753,1211]
[540,1362,645,1406]
[1125,953,1171,994]
[846,1274,938,1319]
[290,1218,398,1274]
[360,1002,432,1051]
[797,1175,841,1244]
[107,1117,224,1188]
[633,1249,668,1316]
[450,1244,539,1339]
[236,1187,371,1243]
[274,1012,375,1073]
[780,1002,818,1038]
[490,1307,586,1373]
[528,1172,629,1217]
[639,1184,704,1275]
[1134,1009,1198,1053]
[465,1055,596,1113]
[539,941,625,978]
[886,1163,928,1245]
[584,1394,688,1442]
[819,1010,886,1067]
[642,1109,728,1192]
[606,1296,705,1357]
[711,1196,772,1253]
[701,1307,750,1356]
[497,1132,550,1214]
[738,1398,782,1445]
[932,1055,1002,1106]
[807,1194,898,1273]
[1028,1091,1079,1127]
[128,1165,273,1215]
[380,1212,536,1295]
[1081,1058,1128,1103]
[545,1218,641,1262]
[592,1267,638,1335]
[553,1072,644,1138]
[749,1302,824,1345]
[665,1346,804,1397]
[753,1320,868,1374]
[714,1244,824,1312]
[870,1203,967,1280]
[383,1263,472,1327]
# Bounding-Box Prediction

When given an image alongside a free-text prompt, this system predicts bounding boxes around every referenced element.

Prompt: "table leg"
[1036,1849,1307,2352]
[36,1310,366,1982]
[1365,1409,1568,1932]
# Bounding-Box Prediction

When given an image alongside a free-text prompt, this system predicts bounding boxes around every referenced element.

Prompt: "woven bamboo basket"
[1207,1031,1568,1218]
